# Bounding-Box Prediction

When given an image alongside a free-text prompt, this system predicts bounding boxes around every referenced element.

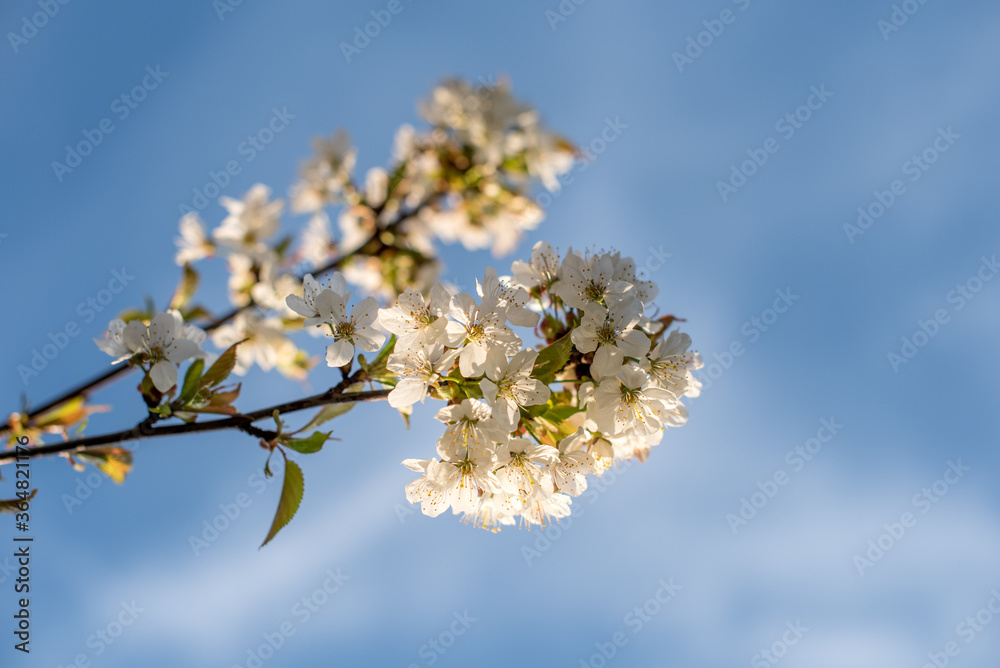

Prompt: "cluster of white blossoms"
[363,241,703,530]
[173,183,318,381]
[88,80,697,536]
[159,77,573,384]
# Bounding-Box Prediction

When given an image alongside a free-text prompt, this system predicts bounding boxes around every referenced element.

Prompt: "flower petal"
[389,379,429,408]
[123,321,148,353]
[325,340,354,367]
[592,345,623,381]
[150,360,177,392]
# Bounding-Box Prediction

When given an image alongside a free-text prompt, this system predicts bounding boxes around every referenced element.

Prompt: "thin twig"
[0,387,392,464]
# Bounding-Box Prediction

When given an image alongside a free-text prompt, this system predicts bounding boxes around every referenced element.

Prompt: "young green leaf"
[179,359,205,403]
[260,459,304,548]
[462,381,484,400]
[169,264,200,311]
[282,431,331,454]
[367,335,397,373]
[544,404,581,422]
[202,341,244,388]
[75,448,134,484]
[298,402,355,434]
[532,332,574,385]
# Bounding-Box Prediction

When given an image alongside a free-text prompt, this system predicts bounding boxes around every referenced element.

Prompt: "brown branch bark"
[0,386,392,465]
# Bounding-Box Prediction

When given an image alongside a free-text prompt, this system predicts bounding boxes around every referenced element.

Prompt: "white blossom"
[519,489,572,527]
[211,312,307,379]
[643,330,704,399]
[511,240,560,290]
[478,347,550,430]
[378,285,450,351]
[214,184,283,261]
[386,342,458,408]
[571,296,650,380]
[476,267,539,328]
[444,292,521,377]
[96,311,205,392]
[494,437,559,501]
[610,252,658,304]
[297,214,336,267]
[174,213,214,265]
[319,295,385,367]
[551,428,595,496]
[291,130,356,212]
[285,273,347,326]
[249,260,302,318]
[404,448,501,517]
[554,250,631,310]
[434,399,508,461]
[591,364,676,437]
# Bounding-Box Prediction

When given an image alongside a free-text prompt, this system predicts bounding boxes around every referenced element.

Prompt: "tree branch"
[0,386,392,465]
[1,193,435,438]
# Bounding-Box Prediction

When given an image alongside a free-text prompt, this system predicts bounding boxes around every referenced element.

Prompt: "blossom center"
[596,321,619,345]
[584,281,605,303]
[467,322,486,341]
[333,321,356,341]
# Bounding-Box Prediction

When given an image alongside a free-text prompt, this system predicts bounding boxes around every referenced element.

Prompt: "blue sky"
[2,0,999,666]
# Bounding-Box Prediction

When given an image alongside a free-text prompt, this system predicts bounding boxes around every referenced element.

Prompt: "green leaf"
[273,234,294,258]
[544,404,581,422]
[431,382,459,401]
[169,264,200,311]
[525,403,549,419]
[384,160,408,203]
[208,384,241,408]
[184,306,212,322]
[118,296,157,324]
[462,381,484,400]
[202,341,244,388]
[180,359,205,402]
[532,332,575,385]
[0,488,37,513]
[260,459,304,548]
[369,334,396,369]
[299,402,355,434]
[75,448,133,484]
[150,404,172,417]
[282,431,331,454]
[361,335,396,384]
